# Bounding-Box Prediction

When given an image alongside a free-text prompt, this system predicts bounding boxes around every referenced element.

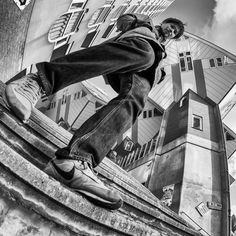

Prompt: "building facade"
[121,32,236,236]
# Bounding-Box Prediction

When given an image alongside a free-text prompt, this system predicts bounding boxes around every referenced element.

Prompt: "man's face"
[160,22,180,39]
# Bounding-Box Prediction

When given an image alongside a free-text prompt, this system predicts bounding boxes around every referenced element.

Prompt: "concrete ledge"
[0,80,202,235]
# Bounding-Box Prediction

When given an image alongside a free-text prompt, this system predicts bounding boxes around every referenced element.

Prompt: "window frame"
[192,114,203,131]
[179,51,193,72]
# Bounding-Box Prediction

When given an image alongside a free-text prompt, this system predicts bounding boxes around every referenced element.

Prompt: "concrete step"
[0,81,202,236]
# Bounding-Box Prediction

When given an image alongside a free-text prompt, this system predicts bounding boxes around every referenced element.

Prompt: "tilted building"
[1,0,236,235]
[0,0,206,235]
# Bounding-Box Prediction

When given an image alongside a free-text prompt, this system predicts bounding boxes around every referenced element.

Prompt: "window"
[143,111,147,118]
[179,51,193,72]
[209,58,215,67]
[209,58,223,68]
[187,57,193,70]
[135,5,146,13]
[143,108,162,118]
[216,57,223,66]
[74,91,81,100]
[48,101,56,110]
[88,5,113,27]
[48,10,85,43]
[48,13,71,42]
[192,114,203,130]
[102,23,116,38]
[110,5,128,20]
[81,28,100,48]
[225,131,235,141]
[180,58,186,72]
[95,101,103,110]
[41,94,48,102]
[61,95,67,104]
[148,110,152,118]
[127,5,139,13]
[154,108,161,116]
[81,90,87,97]
[223,56,235,64]
[69,0,86,10]
[124,140,133,151]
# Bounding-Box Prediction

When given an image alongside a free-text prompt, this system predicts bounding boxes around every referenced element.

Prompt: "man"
[5,14,185,210]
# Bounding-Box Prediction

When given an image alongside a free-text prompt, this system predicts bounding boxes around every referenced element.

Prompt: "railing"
[180,211,211,236]
[120,137,159,169]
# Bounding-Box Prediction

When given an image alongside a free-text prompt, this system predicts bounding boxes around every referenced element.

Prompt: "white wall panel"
[204,65,236,103]
[189,38,224,60]
[138,117,162,145]
[149,75,174,109]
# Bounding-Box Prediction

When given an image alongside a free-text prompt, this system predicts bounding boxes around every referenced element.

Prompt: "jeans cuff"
[55,148,93,166]
[36,64,53,96]
[70,151,93,166]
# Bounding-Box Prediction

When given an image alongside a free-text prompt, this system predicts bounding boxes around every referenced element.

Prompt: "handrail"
[122,137,158,168]
[180,211,211,236]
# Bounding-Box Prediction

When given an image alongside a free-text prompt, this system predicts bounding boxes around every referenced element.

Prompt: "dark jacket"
[104,25,166,93]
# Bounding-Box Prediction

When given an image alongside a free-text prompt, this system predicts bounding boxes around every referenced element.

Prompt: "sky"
[156,0,236,55]
[157,0,236,216]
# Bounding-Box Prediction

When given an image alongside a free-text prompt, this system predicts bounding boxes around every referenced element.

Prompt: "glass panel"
[148,110,152,117]
[217,57,223,66]
[81,30,98,48]
[143,111,147,118]
[102,23,115,38]
[209,58,215,67]
[192,114,203,130]
[180,58,186,71]
[187,57,193,70]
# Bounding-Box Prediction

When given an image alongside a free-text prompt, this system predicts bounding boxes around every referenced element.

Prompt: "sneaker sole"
[5,87,31,123]
[72,188,123,210]
[45,162,123,210]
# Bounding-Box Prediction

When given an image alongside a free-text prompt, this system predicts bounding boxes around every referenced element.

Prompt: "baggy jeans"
[36,37,155,167]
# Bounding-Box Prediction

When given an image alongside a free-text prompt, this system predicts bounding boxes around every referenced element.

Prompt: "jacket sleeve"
[116,13,156,33]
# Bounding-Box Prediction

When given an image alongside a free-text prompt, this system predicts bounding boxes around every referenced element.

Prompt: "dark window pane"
[187,57,193,70]
[209,59,215,67]
[217,57,223,66]
[143,111,147,118]
[148,110,152,117]
[180,58,186,71]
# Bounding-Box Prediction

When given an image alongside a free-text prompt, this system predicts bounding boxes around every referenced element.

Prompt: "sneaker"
[44,159,123,210]
[5,73,43,123]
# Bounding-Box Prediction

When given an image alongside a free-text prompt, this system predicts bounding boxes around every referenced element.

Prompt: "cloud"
[201,0,236,55]
[232,205,236,216]
[229,155,236,179]
[232,205,236,215]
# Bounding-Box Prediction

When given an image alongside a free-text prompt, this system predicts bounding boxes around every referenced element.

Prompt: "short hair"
[162,18,185,39]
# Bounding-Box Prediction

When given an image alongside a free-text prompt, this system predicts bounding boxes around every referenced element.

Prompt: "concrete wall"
[188,92,219,143]
[163,98,188,145]
[148,145,185,212]
[22,0,70,68]
[0,194,74,236]
[0,0,35,82]
[180,143,222,236]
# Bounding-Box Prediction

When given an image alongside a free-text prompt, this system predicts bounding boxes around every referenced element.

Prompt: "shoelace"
[79,161,104,184]
[17,78,43,106]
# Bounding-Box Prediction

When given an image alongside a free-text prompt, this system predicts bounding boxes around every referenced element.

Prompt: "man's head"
[156,18,185,42]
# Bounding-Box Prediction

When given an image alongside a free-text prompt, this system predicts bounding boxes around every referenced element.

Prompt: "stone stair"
[0,81,202,236]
